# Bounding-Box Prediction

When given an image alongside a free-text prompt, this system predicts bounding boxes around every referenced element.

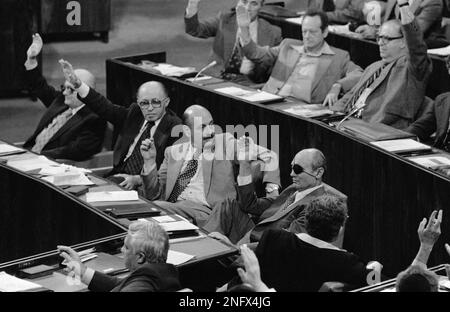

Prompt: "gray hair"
[128,220,169,263]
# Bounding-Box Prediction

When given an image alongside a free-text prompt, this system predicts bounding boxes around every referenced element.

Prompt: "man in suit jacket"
[60,60,182,190]
[204,148,347,245]
[184,0,282,83]
[22,34,105,161]
[58,220,181,292]
[140,105,280,226]
[332,4,432,129]
[238,9,363,105]
[356,0,443,41]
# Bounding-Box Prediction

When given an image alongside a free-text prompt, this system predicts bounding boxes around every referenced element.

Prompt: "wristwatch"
[265,183,280,193]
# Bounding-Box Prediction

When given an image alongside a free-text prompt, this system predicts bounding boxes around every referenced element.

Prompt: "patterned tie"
[281,193,297,211]
[167,149,201,203]
[119,121,154,175]
[32,109,73,153]
[225,41,242,74]
[347,64,385,113]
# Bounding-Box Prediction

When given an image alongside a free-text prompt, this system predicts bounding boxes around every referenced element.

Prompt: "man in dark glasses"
[204,148,346,246]
[60,60,182,190]
[22,34,106,161]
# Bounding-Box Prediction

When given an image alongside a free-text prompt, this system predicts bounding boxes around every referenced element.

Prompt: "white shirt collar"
[296,233,343,251]
[71,104,85,115]
[292,42,335,57]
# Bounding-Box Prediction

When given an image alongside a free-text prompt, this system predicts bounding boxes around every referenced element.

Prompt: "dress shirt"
[296,232,343,251]
[177,145,209,207]
[293,184,323,205]
[278,43,335,102]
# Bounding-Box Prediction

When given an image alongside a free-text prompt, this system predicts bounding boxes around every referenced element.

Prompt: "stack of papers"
[409,155,450,169]
[152,64,196,77]
[7,156,58,172]
[167,250,195,266]
[86,191,139,203]
[0,144,25,156]
[428,45,450,56]
[283,104,334,118]
[0,272,44,292]
[214,86,283,103]
[41,173,94,186]
[370,139,432,154]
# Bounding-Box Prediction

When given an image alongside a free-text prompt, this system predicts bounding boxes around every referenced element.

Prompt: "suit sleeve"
[184,12,220,38]
[405,96,438,141]
[142,147,169,200]
[403,18,432,79]
[88,271,121,292]
[241,39,282,69]
[237,182,274,217]
[40,114,106,161]
[25,67,60,108]
[78,87,129,129]
[336,52,364,93]
[416,0,443,35]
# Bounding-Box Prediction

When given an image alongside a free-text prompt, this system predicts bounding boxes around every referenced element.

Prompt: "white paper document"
[86,191,139,203]
[283,104,334,118]
[0,272,43,292]
[370,139,431,153]
[39,164,92,176]
[214,87,282,103]
[152,63,196,77]
[152,215,177,223]
[166,250,195,266]
[0,144,24,155]
[159,221,199,232]
[7,156,58,172]
[409,156,450,168]
[428,45,450,56]
[42,173,94,186]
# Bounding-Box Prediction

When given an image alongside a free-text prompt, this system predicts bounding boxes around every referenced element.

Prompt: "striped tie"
[347,65,384,114]
[119,122,154,175]
[32,109,73,153]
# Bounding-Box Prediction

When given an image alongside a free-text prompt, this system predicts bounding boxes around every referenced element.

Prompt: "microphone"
[336,103,367,130]
[192,61,217,82]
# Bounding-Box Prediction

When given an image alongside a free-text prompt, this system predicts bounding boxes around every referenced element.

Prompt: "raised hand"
[237,244,270,292]
[236,1,251,29]
[417,210,442,247]
[59,59,82,88]
[27,33,43,59]
[186,0,202,17]
[237,135,257,162]
[140,138,157,162]
[57,245,87,279]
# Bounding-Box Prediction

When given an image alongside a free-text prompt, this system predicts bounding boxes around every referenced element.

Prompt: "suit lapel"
[311,55,333,93]
[366,61,396,94]
[36,102,68,135]
[281,45,302,84]
[165,143,189,198]
[46,109,82,144]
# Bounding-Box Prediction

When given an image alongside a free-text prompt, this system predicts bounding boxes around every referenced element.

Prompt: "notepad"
[86,191,139,203]
[370,139,432,154]
[167,250,195,266]
[0,272,44,292]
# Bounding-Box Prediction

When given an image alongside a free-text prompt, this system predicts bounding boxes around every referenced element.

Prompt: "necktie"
[347,65,385,113]
[167,149,201,203]
[281,193,297,211]
[32,109,73,154]
[225,41,242,74]
[119,121,154,175]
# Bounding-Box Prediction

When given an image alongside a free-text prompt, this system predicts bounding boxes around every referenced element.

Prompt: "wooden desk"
[259,15,450,99]
[105,52,450,277]
[0,142,237,291]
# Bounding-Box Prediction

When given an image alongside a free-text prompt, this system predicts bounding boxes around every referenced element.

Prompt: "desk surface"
[105,52,450,276]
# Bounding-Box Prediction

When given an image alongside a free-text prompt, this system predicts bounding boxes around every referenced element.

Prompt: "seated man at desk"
[184,0,282,83]
[331,2,432,129]
[140,105,280,226]
[60,60,182,190]
[58,219,181,292]
[204,148,346,245]
[22,34,106,161]
[238,8,363,106]
[356,0,443,43]
[406,57,450,150]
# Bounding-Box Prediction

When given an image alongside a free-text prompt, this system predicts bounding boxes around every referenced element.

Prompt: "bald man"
[23,34,106,161]
[204,148,346,246]
[61,60,182,190]
[140,105,280,226]
[331,3,432,130]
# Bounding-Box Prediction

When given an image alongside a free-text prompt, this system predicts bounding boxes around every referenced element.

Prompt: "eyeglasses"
[137,97,168,109]
[60,84,75,94]
[291,164,317,178]
[376,35,403,45]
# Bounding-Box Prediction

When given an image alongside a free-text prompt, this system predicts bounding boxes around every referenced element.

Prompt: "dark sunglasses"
[291,164,317,178]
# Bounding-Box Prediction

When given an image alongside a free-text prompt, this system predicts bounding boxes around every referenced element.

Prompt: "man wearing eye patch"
[204,148,346,246]
[59,60,182,190]
[22,34,106,161]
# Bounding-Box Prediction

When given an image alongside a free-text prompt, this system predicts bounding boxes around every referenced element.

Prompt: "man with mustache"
[140,105,280,226]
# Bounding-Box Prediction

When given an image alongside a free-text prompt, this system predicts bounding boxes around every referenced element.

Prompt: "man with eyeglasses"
[59,60,182,190]
[204,148,346,246]
[331,0,432,130]
[22,34,106,161]
[140,105,280,226]
[237,8,363,106]
[184,0,282,83]
[406,55,450,154]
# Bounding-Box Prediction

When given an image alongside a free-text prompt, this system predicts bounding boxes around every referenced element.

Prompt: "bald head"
[138,81,168,99]
[182,105,215,147]
[74,69,96,89]
[381,19,402,36]
[293,148,326,172]
[291,148,326,190]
